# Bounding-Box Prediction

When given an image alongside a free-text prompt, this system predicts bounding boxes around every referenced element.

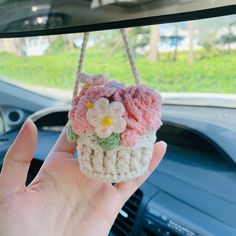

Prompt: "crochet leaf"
[97,133,120,151]
[67,121,78,143]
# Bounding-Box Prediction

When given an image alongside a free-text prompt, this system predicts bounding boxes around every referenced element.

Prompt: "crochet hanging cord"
[67,29,162,183]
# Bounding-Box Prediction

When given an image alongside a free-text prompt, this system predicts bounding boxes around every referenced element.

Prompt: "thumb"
[0,119,38,196]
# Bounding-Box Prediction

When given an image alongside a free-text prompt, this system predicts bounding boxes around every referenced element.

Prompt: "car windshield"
[1,14,236,107]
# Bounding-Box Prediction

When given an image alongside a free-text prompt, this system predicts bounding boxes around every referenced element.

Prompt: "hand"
[0,119,167,236]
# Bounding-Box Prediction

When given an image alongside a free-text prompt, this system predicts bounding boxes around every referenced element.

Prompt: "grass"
[0,48,236,94]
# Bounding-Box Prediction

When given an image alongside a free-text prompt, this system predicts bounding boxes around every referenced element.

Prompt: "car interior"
[0,1,236,236]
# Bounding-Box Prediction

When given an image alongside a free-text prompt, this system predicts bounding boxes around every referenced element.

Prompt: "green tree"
[199,32,217,56]
[47,35,75,54]
[219,32,236,53]
[129,26,150,54]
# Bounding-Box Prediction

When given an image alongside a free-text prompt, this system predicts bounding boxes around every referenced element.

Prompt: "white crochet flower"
[86,98,127,138]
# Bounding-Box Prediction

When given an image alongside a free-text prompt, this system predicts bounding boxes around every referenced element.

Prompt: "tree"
[199,32,217,55]
[0,38,26,56]
[128,27,149,55]
[219,32,236,53]
[148,25,160,60]
[63,34,75,50]
[172,23,179,61]
[188,21,194,65]
[46,34,75,54]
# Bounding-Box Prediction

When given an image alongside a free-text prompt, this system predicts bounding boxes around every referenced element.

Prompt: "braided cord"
[73,32,89,99]
[73,29,140,100]
[120,29,141,85]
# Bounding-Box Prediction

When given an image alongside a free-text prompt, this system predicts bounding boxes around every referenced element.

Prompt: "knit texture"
[77,131,156,182]
[69,80,162,146]
[68,73,162,183]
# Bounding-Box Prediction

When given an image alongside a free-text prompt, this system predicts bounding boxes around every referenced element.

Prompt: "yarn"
[69,80,162,145]
[67,29,162,183]
[77,131,156,182]
[79,73,108,86]
[66,121,78,143]
[86,97,127,138]
[97,133,120,151]
[112,84,162,146]
[69,85,119,135]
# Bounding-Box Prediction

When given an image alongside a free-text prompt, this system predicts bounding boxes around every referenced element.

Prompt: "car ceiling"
[0,0,236,37]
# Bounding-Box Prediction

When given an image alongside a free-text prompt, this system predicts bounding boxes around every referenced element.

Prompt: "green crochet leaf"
[97,133,120,151]
[67,121,78,143]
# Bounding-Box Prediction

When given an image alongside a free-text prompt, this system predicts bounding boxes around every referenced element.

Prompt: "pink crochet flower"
[106,80,126,90]
[79,73,108,86]
[69,96,95,134]
[120,128,140,147]
[69,84,119,135]
[69,75,162,146]
[113,84,162,146]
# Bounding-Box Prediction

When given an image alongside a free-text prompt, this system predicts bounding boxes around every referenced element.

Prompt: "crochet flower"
[69,85,118,135]
[86,98,127,138]
[79,73,108,87]
[113,84,162,146]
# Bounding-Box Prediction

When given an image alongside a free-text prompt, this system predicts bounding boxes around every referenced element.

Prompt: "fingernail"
[157,140,167,148]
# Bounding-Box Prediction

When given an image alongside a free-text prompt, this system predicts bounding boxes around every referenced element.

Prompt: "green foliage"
[67,121,78,143]
[129,27,150,51]
[219,33,236,45]
[46,36,75,54]
[97,133,120,151]
[199,32,217,52]
[0,48,236,94]
[46,36,67,54]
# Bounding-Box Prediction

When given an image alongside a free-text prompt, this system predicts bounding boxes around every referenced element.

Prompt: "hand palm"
[0,120,166,236]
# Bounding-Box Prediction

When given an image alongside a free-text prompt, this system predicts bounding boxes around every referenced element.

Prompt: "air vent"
[111,189,143,236]
[6,109,24,126]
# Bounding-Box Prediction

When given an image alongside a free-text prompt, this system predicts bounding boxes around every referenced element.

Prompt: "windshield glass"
[1,14,236,106]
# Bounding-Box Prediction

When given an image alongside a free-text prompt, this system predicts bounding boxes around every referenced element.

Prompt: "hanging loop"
[120,29,141,85]
[73,29,141,99]
[73,32,89,99]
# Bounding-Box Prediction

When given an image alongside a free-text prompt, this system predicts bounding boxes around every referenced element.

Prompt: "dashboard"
[0,104,236,236]
[0,113,3,135]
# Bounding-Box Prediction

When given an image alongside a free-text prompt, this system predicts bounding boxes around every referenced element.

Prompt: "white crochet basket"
[68,29,162,183]
[77,132,156,182]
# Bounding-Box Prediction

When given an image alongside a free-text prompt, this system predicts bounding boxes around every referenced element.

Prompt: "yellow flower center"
[86,102,94,109]
[101,116,112,127]
[83,84,91,89]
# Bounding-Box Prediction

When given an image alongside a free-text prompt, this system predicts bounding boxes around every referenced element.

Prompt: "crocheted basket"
[67,29,162,183]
